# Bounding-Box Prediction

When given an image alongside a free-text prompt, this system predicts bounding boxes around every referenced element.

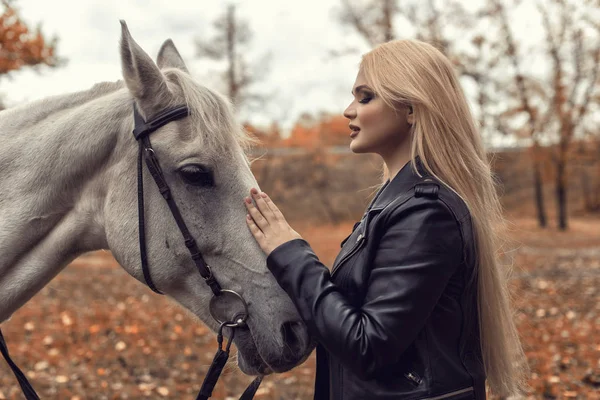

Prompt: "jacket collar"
[369,156,430,211]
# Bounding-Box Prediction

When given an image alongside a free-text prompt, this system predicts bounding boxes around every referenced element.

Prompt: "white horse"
[0,21,313,377]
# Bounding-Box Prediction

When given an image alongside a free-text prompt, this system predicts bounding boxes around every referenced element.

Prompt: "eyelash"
[359,97,372,104]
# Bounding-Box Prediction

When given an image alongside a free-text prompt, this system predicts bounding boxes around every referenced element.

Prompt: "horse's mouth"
[233,326,273,375]
[233,323,313,376]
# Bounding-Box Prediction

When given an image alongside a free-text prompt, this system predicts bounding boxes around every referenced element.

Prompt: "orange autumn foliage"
[0,1,58,75]
[243,122,282,147]
[244,114,351,150]
[283,114,351,148]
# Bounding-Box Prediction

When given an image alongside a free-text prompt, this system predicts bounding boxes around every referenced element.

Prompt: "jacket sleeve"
[266,197,464,379]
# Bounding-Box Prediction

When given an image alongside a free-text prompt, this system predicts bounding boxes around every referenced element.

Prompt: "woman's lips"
[350,129,360,138]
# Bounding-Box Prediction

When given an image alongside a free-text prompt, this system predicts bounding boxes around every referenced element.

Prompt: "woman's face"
[343,70,413,156]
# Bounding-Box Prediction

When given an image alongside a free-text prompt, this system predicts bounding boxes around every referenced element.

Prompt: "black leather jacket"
[267,158,486,399]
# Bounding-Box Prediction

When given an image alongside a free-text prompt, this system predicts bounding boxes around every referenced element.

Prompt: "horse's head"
[104,21,313,375]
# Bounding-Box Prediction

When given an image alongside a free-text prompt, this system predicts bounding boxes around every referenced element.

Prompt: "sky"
[1,0,371,131]
[0,0,560,143]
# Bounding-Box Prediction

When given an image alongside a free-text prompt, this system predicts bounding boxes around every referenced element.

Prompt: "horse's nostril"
[280,321,308,358]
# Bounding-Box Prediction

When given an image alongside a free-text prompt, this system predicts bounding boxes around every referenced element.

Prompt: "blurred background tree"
[195,3,271,114]
[488,0,600,230]
[0,0,63,110]
[332,0,600,230]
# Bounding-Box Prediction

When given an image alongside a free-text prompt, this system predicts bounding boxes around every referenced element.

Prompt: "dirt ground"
[1,217,599,399]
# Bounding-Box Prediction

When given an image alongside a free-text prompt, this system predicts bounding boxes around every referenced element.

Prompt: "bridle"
[0,102,263,400]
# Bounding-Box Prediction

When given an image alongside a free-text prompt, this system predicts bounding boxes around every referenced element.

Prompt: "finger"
[247,215,272,254]
[250,188,275,222]
[259,192,286,222]
[259,191,278,217]
[245,196,269,230]
[246,214,265,241]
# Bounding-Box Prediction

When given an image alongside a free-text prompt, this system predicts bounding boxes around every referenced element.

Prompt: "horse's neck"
[0,86,132,322]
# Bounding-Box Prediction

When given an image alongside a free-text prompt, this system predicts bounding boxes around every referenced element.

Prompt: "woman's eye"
[359,97,372,104]
[178,164,214,187]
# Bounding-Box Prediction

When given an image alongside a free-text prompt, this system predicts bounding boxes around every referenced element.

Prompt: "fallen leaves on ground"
[1,217,598,399]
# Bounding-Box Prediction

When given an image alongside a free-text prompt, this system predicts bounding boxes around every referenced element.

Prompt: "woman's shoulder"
[373,178,474,265]
[381,175,471,225]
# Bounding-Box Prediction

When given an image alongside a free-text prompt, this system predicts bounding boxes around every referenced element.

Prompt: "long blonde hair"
[360,40,529,397]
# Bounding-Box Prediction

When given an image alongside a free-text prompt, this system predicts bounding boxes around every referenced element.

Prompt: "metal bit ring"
[209,289,249,328]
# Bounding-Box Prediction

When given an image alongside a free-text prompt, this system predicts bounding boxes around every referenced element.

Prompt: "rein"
[0,102,263,399]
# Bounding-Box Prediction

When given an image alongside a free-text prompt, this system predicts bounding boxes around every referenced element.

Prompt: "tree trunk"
[226,5,238,106]
[556,158,568,230]
[533,161,547,228]
[382,0,395,42]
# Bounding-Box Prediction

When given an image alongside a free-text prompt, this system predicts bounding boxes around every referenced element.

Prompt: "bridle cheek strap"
[137,139,161,294]
[133,104,221,296]
[138,134,221,296]
[134,103,190,295]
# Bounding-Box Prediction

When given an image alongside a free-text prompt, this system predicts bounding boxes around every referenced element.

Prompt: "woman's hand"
[245,188,302,256]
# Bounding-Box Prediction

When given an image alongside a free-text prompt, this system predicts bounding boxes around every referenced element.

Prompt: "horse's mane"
[164,68,257,152]
[0,81,125,131]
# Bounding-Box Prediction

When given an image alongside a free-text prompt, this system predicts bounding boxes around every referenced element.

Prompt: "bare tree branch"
[567,28,584,110]
[195,4,269,113]
[339,0,379,47]
[536,2,563,133]
[379,0,397,42]
[493,0,539,140]
[575,41,600,122]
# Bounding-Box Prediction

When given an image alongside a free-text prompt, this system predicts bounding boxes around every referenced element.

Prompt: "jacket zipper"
[404,371,422,386]
[331,233,365,276]
[331,193,414,277]
[331,192,421,277]
[419,386,474,400]
[332,203,389,276]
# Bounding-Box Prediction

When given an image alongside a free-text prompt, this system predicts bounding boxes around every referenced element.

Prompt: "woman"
[244,40,528,399]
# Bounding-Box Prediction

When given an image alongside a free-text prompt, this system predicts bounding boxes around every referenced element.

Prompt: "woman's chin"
[349,139,368,154]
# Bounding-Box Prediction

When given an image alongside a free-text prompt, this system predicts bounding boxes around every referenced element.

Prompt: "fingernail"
[251,188,258,195]
[261,192,267,198]
[245,197,252,204]
[246,214,251,220]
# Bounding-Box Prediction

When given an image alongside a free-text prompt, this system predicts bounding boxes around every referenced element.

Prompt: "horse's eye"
[178,164,214,187]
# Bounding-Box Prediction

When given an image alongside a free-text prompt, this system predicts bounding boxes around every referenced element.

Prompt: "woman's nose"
[343,103,356,120]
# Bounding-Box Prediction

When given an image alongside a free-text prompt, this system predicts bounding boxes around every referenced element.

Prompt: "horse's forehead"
[155,120,238,164]
[170,117,196,144]
[158,125,207,158]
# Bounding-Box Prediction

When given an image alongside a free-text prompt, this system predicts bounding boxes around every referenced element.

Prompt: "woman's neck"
[380,140,412,181]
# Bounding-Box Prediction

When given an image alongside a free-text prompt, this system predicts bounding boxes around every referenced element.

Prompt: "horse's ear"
[157,39,189,73]
[119,20,169,101]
